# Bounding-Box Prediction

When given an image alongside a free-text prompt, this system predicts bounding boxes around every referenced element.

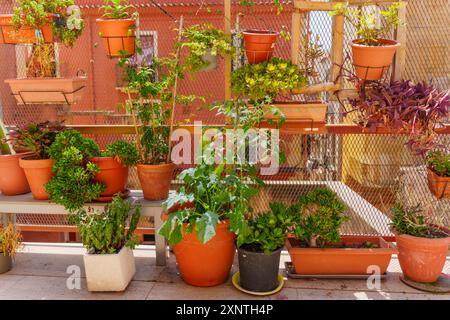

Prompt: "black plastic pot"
[238,246,282,292]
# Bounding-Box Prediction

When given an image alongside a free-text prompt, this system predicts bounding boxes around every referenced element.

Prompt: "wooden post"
[392,1,407,81]
[224,0,232,100]
[291,10,302,65]
[330,3,345,84]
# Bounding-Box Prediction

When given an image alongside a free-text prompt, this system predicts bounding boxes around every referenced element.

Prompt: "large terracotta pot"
[0,153,31,196]
[19,157,54,200]
[396,233,450,283]
[426,168,450,199]
[242,30,278,64]
[90,156,128,197]
[351,39,400,80]
[137,163,175,201]
[96,18,135,58]
[286,236,397,275]
[5,77,87,105]
[173,220,236,287]
[0,14,54,44]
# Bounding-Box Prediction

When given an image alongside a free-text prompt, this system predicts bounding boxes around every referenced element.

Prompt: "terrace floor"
[0,243,449,300]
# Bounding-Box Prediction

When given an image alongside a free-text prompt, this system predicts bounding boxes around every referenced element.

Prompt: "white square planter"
[83,246,136,292]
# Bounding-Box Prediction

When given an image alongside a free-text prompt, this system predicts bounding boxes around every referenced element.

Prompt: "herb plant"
[0,224,22,259]
[103,140,139,166]
[330,2,403,46]
[291,188,347,248]
[100,0,134,19]
[70,195,141,254]
[426,150,450,177]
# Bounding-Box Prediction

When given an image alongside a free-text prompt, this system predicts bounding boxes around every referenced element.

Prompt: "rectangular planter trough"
[266,102,327,123]
[285,236,397,275]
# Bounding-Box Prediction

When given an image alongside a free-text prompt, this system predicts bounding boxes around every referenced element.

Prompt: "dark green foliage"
[240,202,294,254]
[426,150,450,177]
[45,130,104,212]
[70,195,141,254]
[292,188,348,248]
[103,140,139,166]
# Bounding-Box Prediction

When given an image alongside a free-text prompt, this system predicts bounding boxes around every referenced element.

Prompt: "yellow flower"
[267,64,276,72]
[279,63,287,70]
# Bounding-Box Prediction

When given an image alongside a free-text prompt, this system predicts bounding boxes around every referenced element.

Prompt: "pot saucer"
[94,189,131,202]
[231,272,284,296]
[400,274,450,293]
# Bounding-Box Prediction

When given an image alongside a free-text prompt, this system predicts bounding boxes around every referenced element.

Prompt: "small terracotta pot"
[351,39,400,80]
[0,14,54,44]
[242,30,279,64]
[426,168,450,199]
[96,18,136,58]
[173,220,236,287]
[0,152,31,196]
[90,156,129,197]
[19,157,54,200]
[396,233,450,283]
[137,163,175,201]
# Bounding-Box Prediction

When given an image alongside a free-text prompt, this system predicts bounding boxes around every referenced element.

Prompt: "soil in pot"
[0,152,31,196]
[174,220,236,287]
[351,39,400,80]
[19,157,54,200]
[242,30,279,64]
[90,157,128,198]
[396,231,450,283]
[427,168,450,199]
[96,18,136,57]
[137,163,175,201]
[0,254,12,274]
[238,245,282,292]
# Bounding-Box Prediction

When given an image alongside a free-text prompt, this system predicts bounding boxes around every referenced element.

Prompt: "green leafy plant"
[391,203,449,239]
[239,202,294,254]
[0,224,22,259]
[179,23,234,72]
[70,195,141,254]
[330,1,403,46]
[45,130,105,212]
[102,140,139,166]
[159,163,262,246]
[291,188,347,248]
[11,121,65,159]
[426,150,450,177]
[100,0,134,19]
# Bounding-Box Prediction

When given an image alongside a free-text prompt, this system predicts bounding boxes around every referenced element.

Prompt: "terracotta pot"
[0,152,31,196]
[0,14,53,44]
[285,236,397,275]
[19,157,54,200]
[90,156,128,197]
[242,30,279,64]
[173,220,236,287]
[265,102,327,123]
[426,168,450,199]
[396,233,450,283]
[96,18,136,58]
[137,163,175,201]
[4,77,87,105]
[351,39,400,80]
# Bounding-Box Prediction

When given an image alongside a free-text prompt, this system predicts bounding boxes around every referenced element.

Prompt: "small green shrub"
[70,195,141,254]
[426,150,450,177]
[103,140,139,166]
[100,0,134,19]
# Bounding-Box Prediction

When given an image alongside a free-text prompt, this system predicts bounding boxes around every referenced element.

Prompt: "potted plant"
[45,130,105,212]
[425,150,450,199]
[11,121,65,200]
[4,1,86,105]
[179,23,235,72]
[236,202,293,293]
[242,30,279,64]
[391,202,450,283]
[90,140,139,201]
[96,0,136,58]
[0,122,31,196]
[159,163,261,287]
[0,224,22,274]
[70,195,140,291]
[330,2,403,80]
[286,188,397,275]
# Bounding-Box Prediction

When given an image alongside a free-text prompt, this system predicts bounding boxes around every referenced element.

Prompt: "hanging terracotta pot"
[137,163,175,201]
[351,39,400,80]
[173,220,236,287]
[0,152,31,196]
[19,157,54,200]
[242,30,278,64]
[90,156,129,199]
[96,18,136,58]
[426,168,450,199]
[396,232,450,283]
[0,14,54,44]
